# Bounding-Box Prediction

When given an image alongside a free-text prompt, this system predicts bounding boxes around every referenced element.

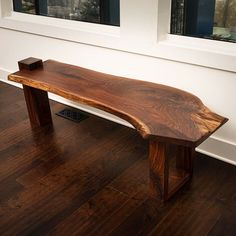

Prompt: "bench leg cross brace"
[149,140,195,201]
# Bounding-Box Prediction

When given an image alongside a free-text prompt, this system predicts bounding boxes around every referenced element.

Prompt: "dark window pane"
[213,0,236,41]
[13,0,120,26]
[13,0,36,14]
[171,0,185,35]
[171,0,236,43]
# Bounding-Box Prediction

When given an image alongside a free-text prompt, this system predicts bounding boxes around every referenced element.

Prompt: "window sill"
[156,34,236,72]
[0,12,121,46]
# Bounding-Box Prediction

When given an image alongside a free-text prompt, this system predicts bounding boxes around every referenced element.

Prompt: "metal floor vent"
[56,108,89,123]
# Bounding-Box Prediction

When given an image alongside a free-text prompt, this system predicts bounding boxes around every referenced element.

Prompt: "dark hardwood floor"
[0,81,235,236]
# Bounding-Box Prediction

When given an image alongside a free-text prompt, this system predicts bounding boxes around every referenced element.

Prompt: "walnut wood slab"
[8,59,227,147]
[8,58,228,201]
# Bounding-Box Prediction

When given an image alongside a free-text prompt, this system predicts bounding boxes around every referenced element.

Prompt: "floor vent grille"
[56,108,89,123]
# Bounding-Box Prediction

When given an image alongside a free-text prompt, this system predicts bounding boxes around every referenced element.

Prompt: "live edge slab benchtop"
[8,57,228,201]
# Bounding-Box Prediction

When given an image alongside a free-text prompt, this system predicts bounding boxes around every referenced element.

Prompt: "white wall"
[0,25,236,165]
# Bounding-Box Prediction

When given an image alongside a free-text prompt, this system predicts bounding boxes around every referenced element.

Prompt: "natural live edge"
[8,58,228,148]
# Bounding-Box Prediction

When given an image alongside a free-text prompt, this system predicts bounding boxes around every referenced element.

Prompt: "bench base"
[149,140,195,201]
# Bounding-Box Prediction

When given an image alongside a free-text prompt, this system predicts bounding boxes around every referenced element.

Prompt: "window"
[12,0,120,26]
[171,0,236,43]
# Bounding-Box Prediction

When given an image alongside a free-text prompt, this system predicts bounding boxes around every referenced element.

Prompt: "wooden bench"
[8,57,228,201]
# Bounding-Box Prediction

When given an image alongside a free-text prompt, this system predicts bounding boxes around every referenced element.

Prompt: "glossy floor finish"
[0,82,235,236]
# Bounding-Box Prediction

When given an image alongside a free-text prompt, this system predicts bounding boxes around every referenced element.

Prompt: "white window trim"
[0,0,236,73]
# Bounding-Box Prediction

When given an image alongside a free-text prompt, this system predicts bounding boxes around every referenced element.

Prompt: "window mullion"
[35,0,47,16]
[12,0,22,12]
[100,0,119,26]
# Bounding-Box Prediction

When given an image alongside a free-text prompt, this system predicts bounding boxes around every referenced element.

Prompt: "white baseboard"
[197,137,236,166]
[1,68,235,166]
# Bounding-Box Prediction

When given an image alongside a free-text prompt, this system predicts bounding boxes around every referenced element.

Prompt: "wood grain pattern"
[8,59,228,147]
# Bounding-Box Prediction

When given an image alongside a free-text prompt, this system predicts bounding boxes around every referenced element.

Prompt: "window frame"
[0,0,236,73]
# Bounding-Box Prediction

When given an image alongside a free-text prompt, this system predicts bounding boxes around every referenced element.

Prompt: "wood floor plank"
[88,159,149,236]
[45,186,130,236]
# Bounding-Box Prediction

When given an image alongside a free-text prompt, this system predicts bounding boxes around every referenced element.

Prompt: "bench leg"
[176,145,195,177]
[23,85,52,128]
[149,140,195,201]
[149,141,169,200]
